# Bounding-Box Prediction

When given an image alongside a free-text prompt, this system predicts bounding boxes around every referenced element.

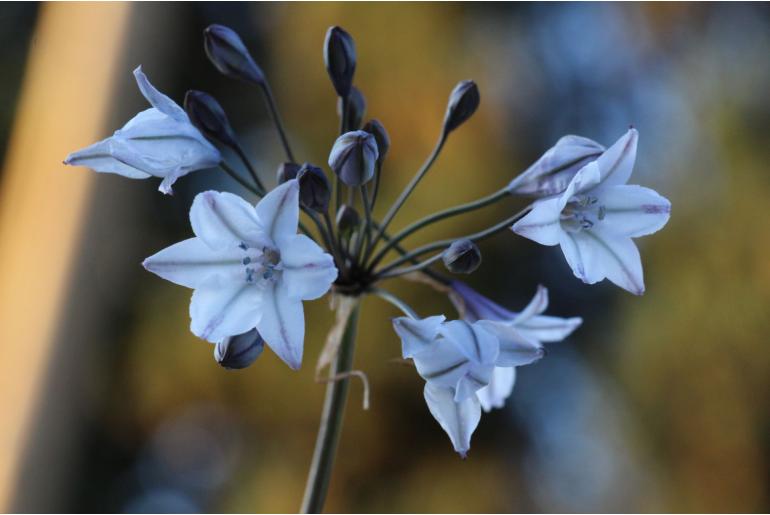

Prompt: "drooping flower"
[64,67,221,194]
[512,129,671,294]
[450,282,582,411]
[143,180,338,369]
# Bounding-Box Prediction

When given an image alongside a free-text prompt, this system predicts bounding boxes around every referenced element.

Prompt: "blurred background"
[0,2,768,512]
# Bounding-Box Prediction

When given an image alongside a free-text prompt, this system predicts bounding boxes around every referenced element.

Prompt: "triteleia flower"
[512,129,671,295]
[450,282,582,411]
[64,67,221,194]
[143,180,338,369]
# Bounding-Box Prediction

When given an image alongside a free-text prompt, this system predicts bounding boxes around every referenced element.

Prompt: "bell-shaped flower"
[450,283,582,411]
[142,180,338,369]
[507,134,605,197]
[512,129,671,294]
[64,67,221,194]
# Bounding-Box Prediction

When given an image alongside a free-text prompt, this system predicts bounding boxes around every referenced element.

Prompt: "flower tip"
[457,450,469,460]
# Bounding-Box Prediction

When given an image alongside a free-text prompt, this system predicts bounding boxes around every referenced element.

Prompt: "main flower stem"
[259,82,295,162]
[301,299,361,514]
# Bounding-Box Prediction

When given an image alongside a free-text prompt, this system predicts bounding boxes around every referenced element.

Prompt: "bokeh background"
[1,2,769,512]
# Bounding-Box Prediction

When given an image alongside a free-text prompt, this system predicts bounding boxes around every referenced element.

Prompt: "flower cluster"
[64,24,670,461]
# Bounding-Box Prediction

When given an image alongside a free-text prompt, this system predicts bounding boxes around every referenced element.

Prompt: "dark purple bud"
[184,90,238,148]
[507,135,605,197]
[214,328,264,369]
[323,26,356,98]
[363,119,390,164]
[335,204,360,238]
[443,239,482,274]
[337,86,366,131]
[276,162,302,184]
[328,130,378,186]
[297,163,331,212]
[443,80,480,134]
[204,24,265,85]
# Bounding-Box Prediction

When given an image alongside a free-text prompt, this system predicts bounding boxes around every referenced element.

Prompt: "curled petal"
[449,280,516,323]
[596,184,671,238]
[64,138,152,179]
[514,284,549,323]
[256,180,300,243]
[424,383,481,458]
[143,237,244,289]
[392,315,445,359]
[476,366,516,412]
[256,279,305,370]
[515,314,583,343]
[133,66,188,122]
[594,128,638,188]
[476,321,544,367]
[280,234,337,300]
[190,191,264,249]
[189,276,262,343]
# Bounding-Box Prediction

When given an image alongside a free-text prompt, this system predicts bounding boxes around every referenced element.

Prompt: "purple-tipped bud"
[204,24,265,85]
[184,90,238,148]
[337,86,366,131]
[363,119,390,165]
[328,130,378,186]
[443,80,480,135]
[443,239,482,274]
[214,328,264,369]
[297,163,331,212]
[324,26,356,98]
[507,135,605,197]
[336,204,360,238]
[276,162,302,184]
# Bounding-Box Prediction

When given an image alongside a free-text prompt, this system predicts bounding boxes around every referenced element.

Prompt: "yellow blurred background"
[0,2,768,512]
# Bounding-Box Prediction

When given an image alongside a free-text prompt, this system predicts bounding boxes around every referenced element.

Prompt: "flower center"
[560,195,606,233]
[239,241,282,284]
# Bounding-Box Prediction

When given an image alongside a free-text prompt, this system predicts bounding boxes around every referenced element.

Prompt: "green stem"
[259,82,295,162]
[365,132,447,263]
[366,187,509,272]
[374,205,532,278]
[301,300,361,514]
[370,221,451,286]
[233,143,266,194]
[370,288,418,318]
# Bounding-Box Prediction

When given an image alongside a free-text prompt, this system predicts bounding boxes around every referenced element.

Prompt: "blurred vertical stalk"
[301,299,360,513]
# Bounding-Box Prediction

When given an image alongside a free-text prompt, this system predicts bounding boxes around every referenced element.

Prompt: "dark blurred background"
[0,2,768,512]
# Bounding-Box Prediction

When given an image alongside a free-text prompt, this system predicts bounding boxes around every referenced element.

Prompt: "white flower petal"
[476,366,516,412]
[476,321,544,367]
[392,315,445,359]
[64,138,152,179]
[190,191,264,249]
[256,279,305,370]
[439,320,499,366]
[559,228,645,295]
[133,66,188,122]
[515,314,583,343]
[412,337,471,391]
[424,383,481,458]
[279,234,337,300]
[189,276,261,343]
[256,180,300,243]
[594,128,638,188]
[511,197,564,246]
[596,184,671,238]
[514,285,549,323]
[143,237,245,288]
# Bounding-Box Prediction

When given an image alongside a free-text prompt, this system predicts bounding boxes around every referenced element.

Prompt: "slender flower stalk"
[259,81,296,163]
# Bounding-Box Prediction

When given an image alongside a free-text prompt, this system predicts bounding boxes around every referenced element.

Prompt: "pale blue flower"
[143,180,337,369]
[64,66,221,194]
[512,129,671,294]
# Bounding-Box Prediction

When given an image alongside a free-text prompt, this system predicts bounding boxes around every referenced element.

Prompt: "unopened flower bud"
[328,130,378,186]
[443,80,480,135]
[184,90,237,148]
[323,26,356,98]
[337,87,366,131]
[443,239,482,274]
[276,162,301,184]
[363,119,390,164]
[214,328,264,369]
[507,135,605,197]
[204,24,265,85]
[297,163,331,212]
[336,204,360,238]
